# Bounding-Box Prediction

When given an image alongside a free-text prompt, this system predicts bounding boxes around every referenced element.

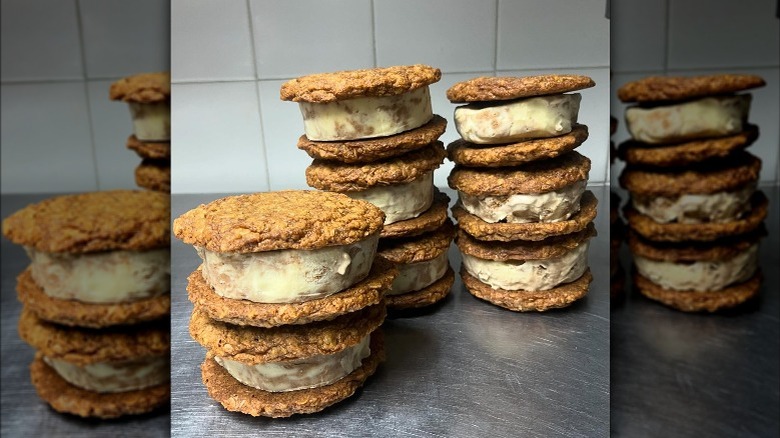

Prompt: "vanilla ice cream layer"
[460,180,586,224]
[635,244,758,291]
[454,93,581,144]
[462,241,589,291]
[299,87,432,141]
[128,102,170,141]
[25,248,170,304]
[197,235,378,304]
[346,172,433,225]
[388,252,449,296]
[625,94,750,144]
[632,184,755,224]
[43,355,169,393]
[215,334,370,392]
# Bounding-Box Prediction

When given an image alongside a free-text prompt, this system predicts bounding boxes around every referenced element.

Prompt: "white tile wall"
[0,0,169,194]
[172,0,611,193]
[610,0,780,185]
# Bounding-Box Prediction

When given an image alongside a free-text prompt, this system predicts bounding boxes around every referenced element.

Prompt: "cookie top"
[3,190,170,253]
[127,135,170,160]
[109,72,170,103]
[378,219,455,264]
[190,303,384,364]
[619,151,761,196]
[446,75,595,103]
[298,115,447,163]
[173,191,384,253]
[381,189,450,239]
[306,142,446,191]
[617,74,765,103]
[627,225,765,262]
[280,65,441,103]
[18,307,169,366]
[449,151,590,196]
[447,124,588,168]
[136,159,171,193]
[456,222,595,262]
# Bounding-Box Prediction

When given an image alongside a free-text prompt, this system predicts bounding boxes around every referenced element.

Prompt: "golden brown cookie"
[624,190,768,242]
[298,115,447,163]
[447,124,589,167]
[386,266,454,310]
[633,269,761,312]
[452,190,598,242]
[461,267,592,312]
[617,74,765,103]
[201,330,384,417]
[619,151,760,197]
[627,226,765,262]
[187,258,397,327]
[381,190,450,239]
[446,75,595,103]
[173,191,384,253]
[456,222,595,261]
[280,65,441,103]
[189,303,385,364]
[109,72,170,103]
[127,135,171,160]
[306,142,446,191]
[16,268,170,328]
[135,159,170,193]
[378,219,455,264]
[30,355,169,419]
[18,307,168,365]
[448,151,590,196]
[617,125,759,167]
[2,190,170,253]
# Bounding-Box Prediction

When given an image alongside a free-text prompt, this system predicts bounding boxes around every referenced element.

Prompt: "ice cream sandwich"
[110,72,171,142]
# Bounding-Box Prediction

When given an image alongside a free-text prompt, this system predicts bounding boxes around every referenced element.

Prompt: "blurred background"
[169,0,610,193]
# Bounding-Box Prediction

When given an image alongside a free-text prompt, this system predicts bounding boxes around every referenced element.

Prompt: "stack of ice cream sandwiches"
[617,74,768,312]
[174,191,397,417]
[445,75,599,311]
[281,65,455,310]
[111,72,171,192]
[610,116,626,299]
[2,190,171,418]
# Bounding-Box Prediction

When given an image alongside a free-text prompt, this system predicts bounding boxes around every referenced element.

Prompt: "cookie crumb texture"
[634,269,761,312]
[174,191,384,253]
[109,72,171,103]
[617,74,765,103]
[2,190,170,253]
[446,75,595,103]
[280,65,441,103]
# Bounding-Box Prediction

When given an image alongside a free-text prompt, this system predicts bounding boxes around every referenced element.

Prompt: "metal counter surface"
[0,194,170,438]
[610,184,780,438]
[170,186,611,438]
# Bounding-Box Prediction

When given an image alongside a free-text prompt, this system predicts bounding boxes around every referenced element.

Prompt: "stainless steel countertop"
[610,184,780,438]
[0,194,170,438]
[170,186,611,438]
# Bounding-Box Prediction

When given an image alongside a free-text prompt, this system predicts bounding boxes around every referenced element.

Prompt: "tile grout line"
[493,0,500,75]
[663,0,670,73]
[74,0,101,190]
[370,0,378,67]
[245,0,271,191]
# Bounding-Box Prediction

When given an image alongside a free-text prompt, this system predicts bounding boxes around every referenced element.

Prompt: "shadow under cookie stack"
[281,64,456,311]
[174,191,397,417]
[2,191,171,419]
[445,75,599,311]
[617,74,768,312]
[110,72,171,193]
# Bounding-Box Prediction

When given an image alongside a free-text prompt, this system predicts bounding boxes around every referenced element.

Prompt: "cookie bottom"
[126,135,171,160]
[30,354,169,419]
[461,267,592,312]
[633,269,762,312]
[201,330,384,418]
[381,190,450,239]
[17,268,170,328]
[386,266,454,310]
[135,159,170,192]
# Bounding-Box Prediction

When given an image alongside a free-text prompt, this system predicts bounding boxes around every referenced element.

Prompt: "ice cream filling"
[345,172,434,225]
[197,235,378,303]
[625,94,750,144]
[454,93,581,144]
[632,184,755,224]
[25,248,170,303]
[128,101,170,141]
[459,180,586,224]
[387,252,449,296]
[299,87,433,141]
[215,334,370,392]
[462,241,590,291]
[43,355,169,393]
[634,244,758,291]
